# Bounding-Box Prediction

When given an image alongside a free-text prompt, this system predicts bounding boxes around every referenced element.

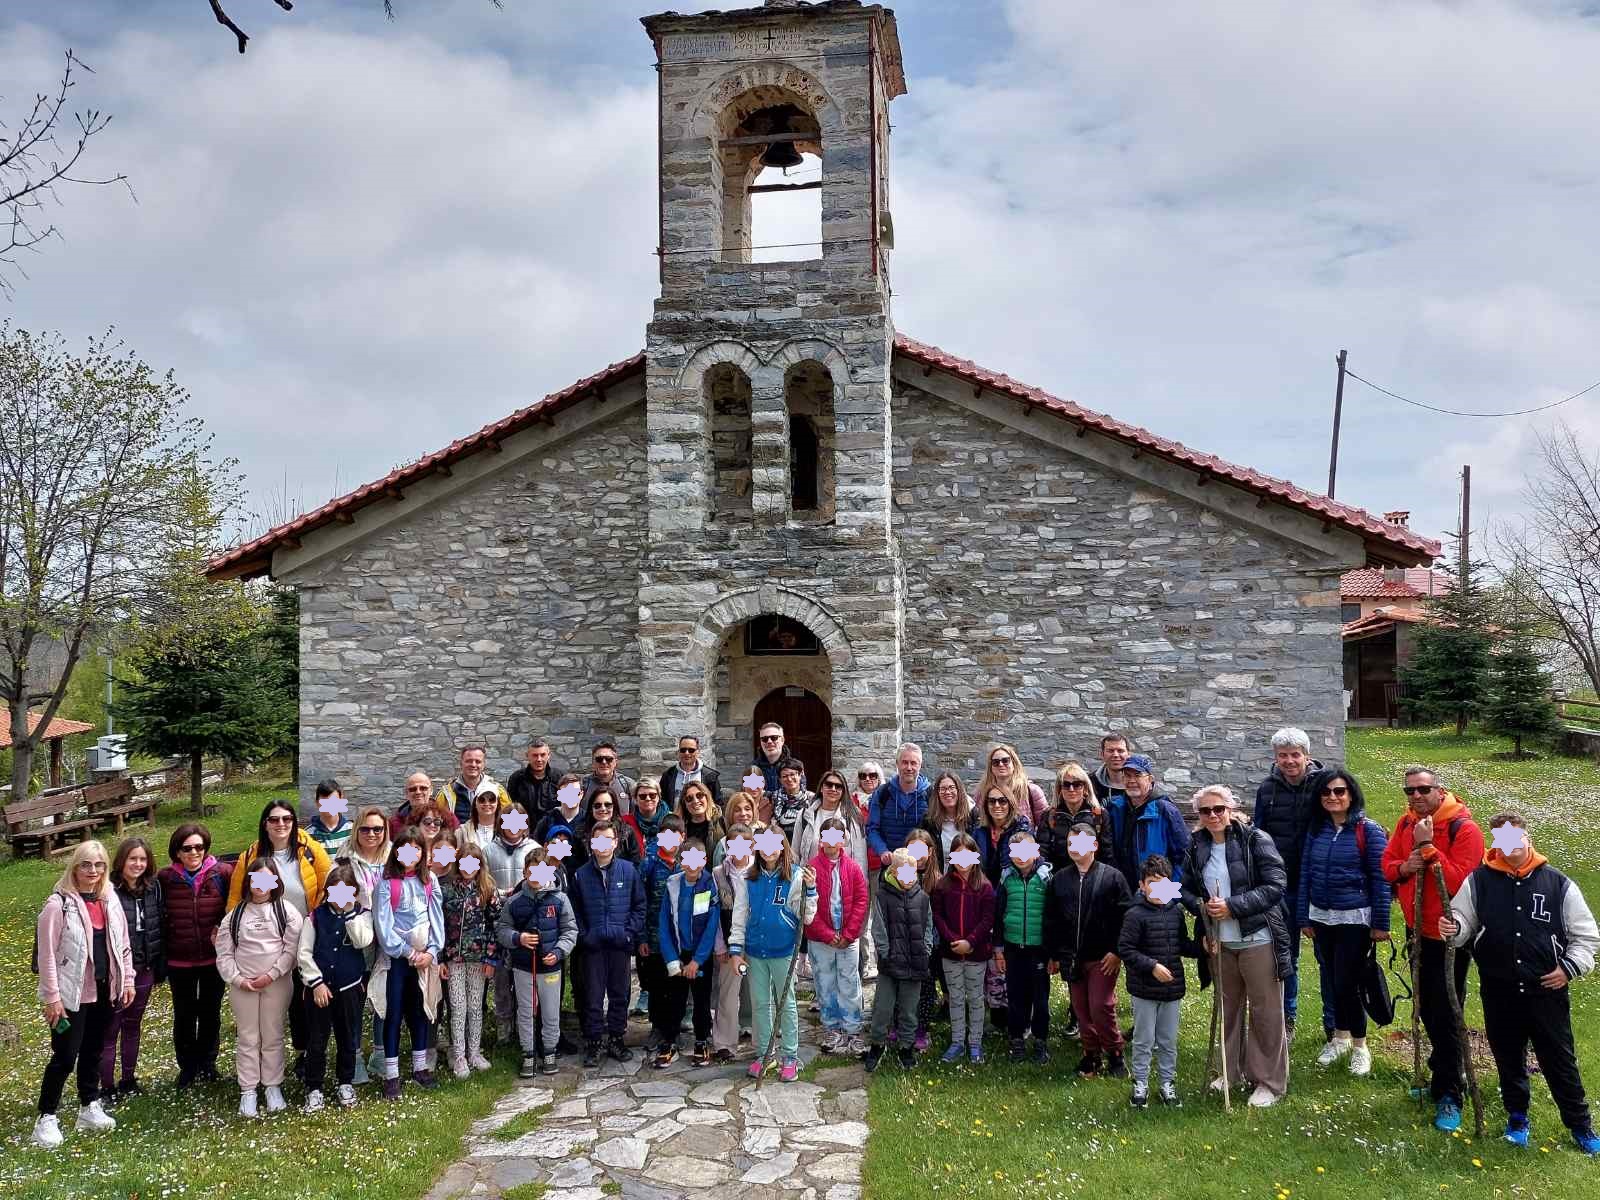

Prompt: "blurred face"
[677,739,700,768]
[526,744,550,773]
[1275,744,1309,783]
[1319,776,1352,819]
[1101,740,1129,771]
[265,806,295,849]
[1403,772,1442,817]
[936,777,960,814]
[120,846,149,887]
[460,749,485,785]
[1123,771,1153,805]
[75,853,108,891]
[591,748,617,782]
[897,749,921,787]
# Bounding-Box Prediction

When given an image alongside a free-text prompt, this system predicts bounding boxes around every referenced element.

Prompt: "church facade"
[210,0,1437,802]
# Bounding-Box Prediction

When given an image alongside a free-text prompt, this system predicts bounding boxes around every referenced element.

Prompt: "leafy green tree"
[1399,546,1494,736]
[1484,609,1563,759]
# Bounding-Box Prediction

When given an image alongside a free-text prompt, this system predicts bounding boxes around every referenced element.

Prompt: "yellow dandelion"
[1315,1167,1326,1175]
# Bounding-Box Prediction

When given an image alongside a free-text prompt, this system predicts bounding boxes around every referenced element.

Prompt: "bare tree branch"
[211,1,501,54]
[0,50,129,300]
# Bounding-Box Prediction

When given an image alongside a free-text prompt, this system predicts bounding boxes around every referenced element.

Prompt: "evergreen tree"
[1485,610,1563,759]
[1399,545,1494,735]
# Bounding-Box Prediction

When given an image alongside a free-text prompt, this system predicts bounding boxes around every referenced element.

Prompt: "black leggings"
[39,978,110,1115]
[168,963,225,1076]
[1313,922,1373,1038]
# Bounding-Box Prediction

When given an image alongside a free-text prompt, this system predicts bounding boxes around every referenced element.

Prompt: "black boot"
[863,1044,885,1073]
[1105,1052,1129,1079]
[607,1036,633,1063]
[582,1042,601,1069]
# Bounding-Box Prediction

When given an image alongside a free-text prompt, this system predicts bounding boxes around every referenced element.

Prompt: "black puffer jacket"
[872,873,933,981]
[1036,803,1113,872]
[116,881,166,980]
[1044,859,1130,981]
[1252,760,1323,884]
[1117,899,1200,1001]
[1181,818,1292,981]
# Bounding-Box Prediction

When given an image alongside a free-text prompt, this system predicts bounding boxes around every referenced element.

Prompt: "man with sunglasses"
[582,741,636,815]
[1380,765,1485,1133]
[1252,727,1325,1038]
[660,735,720,810]
[750,723,803,795]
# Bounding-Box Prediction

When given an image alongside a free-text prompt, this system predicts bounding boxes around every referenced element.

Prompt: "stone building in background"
[209,0,1438,806]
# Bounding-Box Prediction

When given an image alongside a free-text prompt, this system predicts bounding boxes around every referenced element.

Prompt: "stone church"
[210,0,1438,801]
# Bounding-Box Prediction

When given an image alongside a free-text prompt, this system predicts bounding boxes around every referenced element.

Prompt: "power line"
[658,236,871,257]
[1344,368,1600,418]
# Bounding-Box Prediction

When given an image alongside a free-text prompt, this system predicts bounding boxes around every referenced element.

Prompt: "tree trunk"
[7,702,36,808]
[1456,710,1469,737]
[190,748,205,815]
[1513,734,1524,759]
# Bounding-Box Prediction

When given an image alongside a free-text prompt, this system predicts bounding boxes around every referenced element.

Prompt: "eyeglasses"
[986,796,1009,805]
[420,817,443,828]
[266,815,294,825]
[678,747,697,754]
[179,842,207,853]
[760,735,781,744]
[593,755,616,764]
[79,862,107,871]
[1402,785,1434,796]
[858,773,878,781]
[1060,780,1087,790]
[359,826,385,835]
[990,755,1012,766]
[821,781,844,791]
[1322,786,1350,798]
[1196,805,1229,817]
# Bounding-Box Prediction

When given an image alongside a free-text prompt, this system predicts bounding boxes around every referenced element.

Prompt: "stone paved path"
[426,990,869,1200]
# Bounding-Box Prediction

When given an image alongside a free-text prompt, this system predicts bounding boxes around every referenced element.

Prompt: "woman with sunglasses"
[1295,768,1390,1078]
[1180,785,1291,1108]
[158,822,233,1088]
[975,744,1048,830]
[582,792,641,864]
[226,799,333,1078]
[1038,763,1112,872]
[32,840,135,1149]
[340,806,390,1084]
[795,771,867,871]
[679,781,722,849]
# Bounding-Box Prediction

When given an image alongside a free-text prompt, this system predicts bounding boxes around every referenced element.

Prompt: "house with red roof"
[210,1,1438,800]
[1339,535,1453,720]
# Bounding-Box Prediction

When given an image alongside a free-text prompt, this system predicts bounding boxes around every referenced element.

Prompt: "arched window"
[751,152,821,263]
[716,94,822,264]
[784,360,835,523]
[706,363,753,520]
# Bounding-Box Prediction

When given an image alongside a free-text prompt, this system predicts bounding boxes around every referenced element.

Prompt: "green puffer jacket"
[995,861,1052,950]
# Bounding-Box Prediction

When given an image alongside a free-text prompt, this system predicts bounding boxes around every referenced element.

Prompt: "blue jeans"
[809,940,863,1035]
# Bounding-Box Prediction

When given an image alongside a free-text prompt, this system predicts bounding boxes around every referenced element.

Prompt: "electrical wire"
[659,236,872,256]
[1344,368,1600,418]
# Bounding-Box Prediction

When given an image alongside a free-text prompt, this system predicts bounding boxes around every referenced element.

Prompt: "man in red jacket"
[1380,765,1485,1133]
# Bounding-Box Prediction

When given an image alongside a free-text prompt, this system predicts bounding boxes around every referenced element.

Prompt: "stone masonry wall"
[293,407,648,804]
[891,382,1349,805]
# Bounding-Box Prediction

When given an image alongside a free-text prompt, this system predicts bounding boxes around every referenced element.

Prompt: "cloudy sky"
[5,0,1599,553]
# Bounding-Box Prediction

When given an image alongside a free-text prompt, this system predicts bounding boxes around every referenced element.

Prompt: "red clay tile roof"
[0,710,96,748]
[895,335,1440,566]
[1340,567,1453,599]
[206,352,647,581]
[1342,605,1433,639]
[208,334,1440,581]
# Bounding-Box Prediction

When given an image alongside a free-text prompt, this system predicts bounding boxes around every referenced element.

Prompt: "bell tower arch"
[636,1,908,771]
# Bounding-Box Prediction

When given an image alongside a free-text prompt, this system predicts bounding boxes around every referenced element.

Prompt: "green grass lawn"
[863,727,1600,1200]
[0,780,520,1200]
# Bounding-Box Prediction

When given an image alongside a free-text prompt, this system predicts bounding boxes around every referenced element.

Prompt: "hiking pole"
[755,938,806,1088]
[1431,862,1485,1137]
[1207,902,1231,1113]
[1410,872,1426,1096]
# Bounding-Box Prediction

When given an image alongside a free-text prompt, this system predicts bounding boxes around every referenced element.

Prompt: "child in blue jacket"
[639,814,685,1062]
[733,823,817,1082]
[569,820,645,1068]
[497,847,578,1078]
[655,837,721,1067]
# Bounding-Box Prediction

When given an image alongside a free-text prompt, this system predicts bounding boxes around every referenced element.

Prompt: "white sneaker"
[336,1084,357,1108]
[1208,1076,1228,1093]
[32,1114,63,1148]
[1248,1085,1281,1108]
[450,1056,470,1080]
[239,1089,259,1119]
[263,1085,286,1114]
[469,1052,492,1072]
[304,1089,325,1113]
[1350,1046,1372,1076]
[1317,1037,1352,1067]
[75,1100,115,1133]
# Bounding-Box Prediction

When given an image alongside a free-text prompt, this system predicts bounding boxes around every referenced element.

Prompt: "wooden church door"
[752,687,833,787]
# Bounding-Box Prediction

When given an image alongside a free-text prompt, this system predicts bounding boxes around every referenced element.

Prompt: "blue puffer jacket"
[970,814,1033,887]
[659,872,720,970]
[1106,792,1192,889]
[570,857,645,951]
[1296,813,1391,933]
[867,775,931,859]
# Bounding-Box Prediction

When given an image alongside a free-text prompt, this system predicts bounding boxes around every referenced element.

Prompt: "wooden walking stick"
[1431,862,1485,1136]
[1206,897,1232,1113]
[1410,870,1426,1095]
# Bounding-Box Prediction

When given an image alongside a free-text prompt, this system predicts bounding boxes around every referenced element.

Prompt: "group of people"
[30,723,1600,1160]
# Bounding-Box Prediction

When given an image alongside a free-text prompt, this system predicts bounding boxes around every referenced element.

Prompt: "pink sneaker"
[779,1058,800,1082]
[913,1028,931,1053]
[748,1059,766,1079]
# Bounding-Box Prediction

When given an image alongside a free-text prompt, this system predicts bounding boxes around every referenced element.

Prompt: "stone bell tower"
[636,1,909,775]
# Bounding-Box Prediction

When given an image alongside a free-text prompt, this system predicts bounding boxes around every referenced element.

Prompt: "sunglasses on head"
[1402,784,1434,796]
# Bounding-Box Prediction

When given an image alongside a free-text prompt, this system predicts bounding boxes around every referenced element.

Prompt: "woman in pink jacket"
[32,840,135,1150]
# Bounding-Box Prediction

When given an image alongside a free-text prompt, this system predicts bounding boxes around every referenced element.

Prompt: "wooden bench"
[4,786,100,858]
[84,778,155,837]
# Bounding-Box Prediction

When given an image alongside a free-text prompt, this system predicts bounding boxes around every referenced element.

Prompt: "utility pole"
[1459,463,1471,581]
[1327,349,1348,498]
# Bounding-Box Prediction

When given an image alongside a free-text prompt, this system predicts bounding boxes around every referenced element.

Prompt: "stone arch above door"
[686,586,853,673]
